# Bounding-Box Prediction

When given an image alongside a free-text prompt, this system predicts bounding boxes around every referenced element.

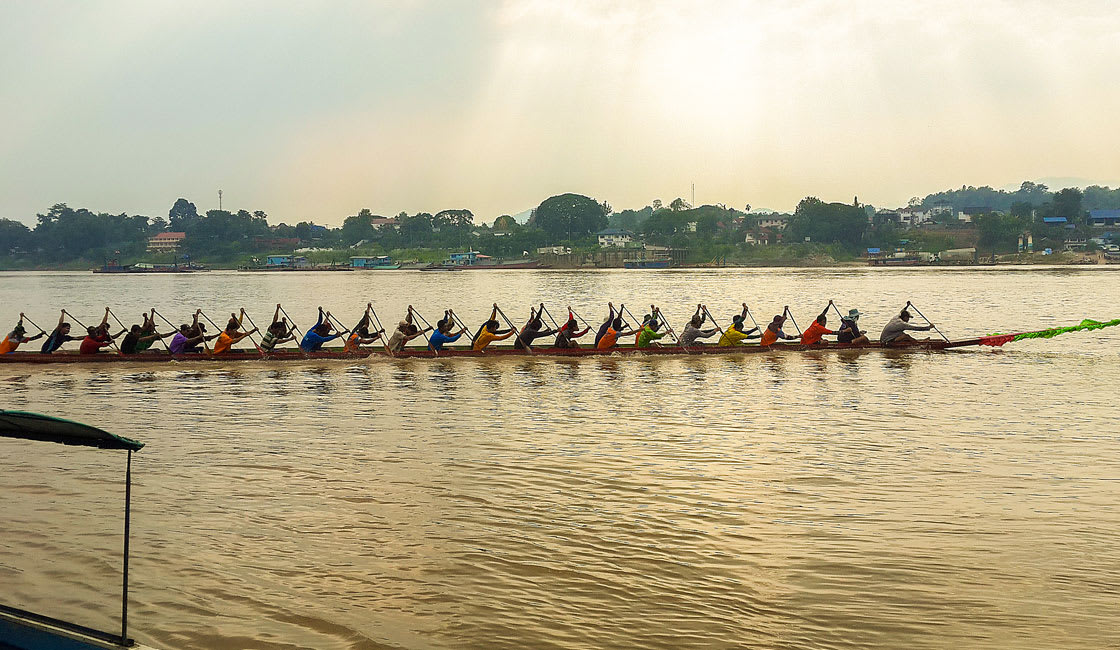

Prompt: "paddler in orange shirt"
[595,313,637,350]
[760,310,798,347]
[799,301,836,346]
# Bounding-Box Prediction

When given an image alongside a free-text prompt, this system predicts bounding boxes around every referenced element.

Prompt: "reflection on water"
[1,268,1119,650]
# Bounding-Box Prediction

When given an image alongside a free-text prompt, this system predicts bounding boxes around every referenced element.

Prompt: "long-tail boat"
[2,315,1114,365]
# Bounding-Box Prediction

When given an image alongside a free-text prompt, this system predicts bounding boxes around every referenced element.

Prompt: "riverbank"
[2,252,1110,271]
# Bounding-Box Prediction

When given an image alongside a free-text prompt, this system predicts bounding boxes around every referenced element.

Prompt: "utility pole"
[691,182,695,207]
[218,189,223,211]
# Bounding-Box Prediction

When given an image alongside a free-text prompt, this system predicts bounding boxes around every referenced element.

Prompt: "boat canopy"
[0,410,144,451]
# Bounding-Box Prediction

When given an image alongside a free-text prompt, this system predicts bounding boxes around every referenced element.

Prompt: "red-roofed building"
[147,231,186,252]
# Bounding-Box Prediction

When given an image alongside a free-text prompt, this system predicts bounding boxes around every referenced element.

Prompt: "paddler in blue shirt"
[300,307,345,352]
[428,310,466,351]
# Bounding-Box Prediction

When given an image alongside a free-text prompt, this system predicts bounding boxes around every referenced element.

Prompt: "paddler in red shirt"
[800,301,836,345]
[79,308,125,354]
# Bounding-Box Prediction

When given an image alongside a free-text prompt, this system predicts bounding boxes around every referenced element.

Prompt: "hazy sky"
[3,0,1119,226]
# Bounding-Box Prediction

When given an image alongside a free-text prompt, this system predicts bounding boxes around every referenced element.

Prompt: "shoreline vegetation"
[2,182,1118,271]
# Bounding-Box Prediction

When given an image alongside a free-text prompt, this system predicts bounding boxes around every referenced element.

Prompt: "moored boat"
[0,411,159,650]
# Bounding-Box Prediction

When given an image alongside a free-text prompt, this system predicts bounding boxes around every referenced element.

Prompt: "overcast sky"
[2,0,1119,226]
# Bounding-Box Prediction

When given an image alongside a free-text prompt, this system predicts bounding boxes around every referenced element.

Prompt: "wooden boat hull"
[0,339,983,364]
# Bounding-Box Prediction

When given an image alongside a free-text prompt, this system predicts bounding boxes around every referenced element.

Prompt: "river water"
[1,268,1119,649]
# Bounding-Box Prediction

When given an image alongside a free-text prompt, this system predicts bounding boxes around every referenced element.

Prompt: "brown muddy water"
[1,267,1119,649]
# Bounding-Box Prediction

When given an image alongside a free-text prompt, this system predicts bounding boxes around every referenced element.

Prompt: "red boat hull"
[0,339,982,364]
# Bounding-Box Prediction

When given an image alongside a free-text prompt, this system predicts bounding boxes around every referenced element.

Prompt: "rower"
[40,310,79,354]
[260,304,296,353]
[170,311,219,354]
[301,307,345,352]
[678,304,720,347]
[513,304,558,350]
[718,304,761,346]
[836,308,869,345]
[344,304,385,353]
[387,307,433,352]
[636,314,667,349]
[472,304,514,351]
[213,309,259,355]
[594,303,618,347]
[880,309,933,345]
[120,312,174,355]
[79,308,126,354]
[595,315,636,350]
[0,313,45,354]
[128,310,171,354]
[759,311,797,347]
[554,308,590,348]
[633,311,654,346]
[428,310,466,351]
[800,301,836,346]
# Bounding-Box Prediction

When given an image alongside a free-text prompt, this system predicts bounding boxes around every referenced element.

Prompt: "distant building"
[265,254,307,268]
[373,218,399,229]
[597,228,634,247]
[874,210,902,226]
[756,216,788,230]
[958,207,995,223]
[537,246,571,255]
[899,205,953,226]
[146,231,186,253]
[1089,210,1120,227]
[349,255,395,268]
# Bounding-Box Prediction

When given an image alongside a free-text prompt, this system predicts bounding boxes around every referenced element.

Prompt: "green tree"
[492,214,518,231]
[1051,188,1084,224]
[787,197,867,247]
[0,218,33,252]
[340,209,377,245]
[1009,201,1034,220]
[531,193,610,242]
[975,212,1024,253]
[168,198,199,230]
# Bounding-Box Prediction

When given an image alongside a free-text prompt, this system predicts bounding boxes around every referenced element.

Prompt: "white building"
[597,228,634,247]
[147,231,186,252]
[757,216,788,230]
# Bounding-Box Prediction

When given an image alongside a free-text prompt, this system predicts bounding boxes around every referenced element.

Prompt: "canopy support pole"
[122,449,132,646]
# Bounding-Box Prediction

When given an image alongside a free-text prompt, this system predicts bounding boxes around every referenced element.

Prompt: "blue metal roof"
[866,247,881,254]
[1043,217,1067,224]
[1089,209,1120,218]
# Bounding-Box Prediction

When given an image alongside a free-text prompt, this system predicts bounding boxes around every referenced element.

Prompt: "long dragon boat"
[0,337,996,364]
[2,319,1115,365]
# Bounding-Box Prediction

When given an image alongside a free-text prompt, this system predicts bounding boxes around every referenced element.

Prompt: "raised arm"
[100,307,111,328]
[817,300,833,322]
[273,304,282,325]
[314,307,325,329]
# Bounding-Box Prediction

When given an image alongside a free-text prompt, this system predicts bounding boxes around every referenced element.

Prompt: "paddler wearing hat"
[836,307,869,345]
[0,313,45,354]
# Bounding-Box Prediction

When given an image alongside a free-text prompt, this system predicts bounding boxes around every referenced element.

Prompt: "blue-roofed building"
[1042,217,1068,225]
[1089,209,1120,227]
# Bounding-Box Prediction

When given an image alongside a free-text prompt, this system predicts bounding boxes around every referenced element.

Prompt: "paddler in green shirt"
[636,317,667,348]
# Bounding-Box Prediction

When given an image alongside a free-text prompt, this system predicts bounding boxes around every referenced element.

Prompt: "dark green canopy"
[0,410,144,451]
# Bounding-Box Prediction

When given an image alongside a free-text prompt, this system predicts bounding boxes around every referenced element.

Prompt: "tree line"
[2,181,1118,266]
